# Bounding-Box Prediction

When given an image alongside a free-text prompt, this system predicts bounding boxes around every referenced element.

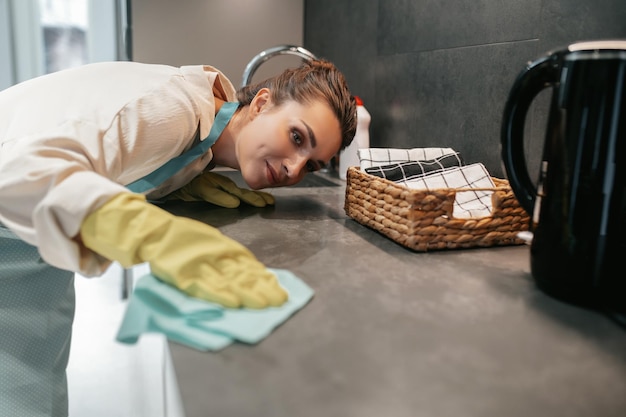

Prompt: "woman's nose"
[284,154,307,178]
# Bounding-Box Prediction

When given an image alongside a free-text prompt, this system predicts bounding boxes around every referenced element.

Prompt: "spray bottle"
[339,96,371,180]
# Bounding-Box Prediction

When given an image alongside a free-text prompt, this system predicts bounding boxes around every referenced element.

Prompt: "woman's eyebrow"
[302,120,317,148]
[301,120,326,168]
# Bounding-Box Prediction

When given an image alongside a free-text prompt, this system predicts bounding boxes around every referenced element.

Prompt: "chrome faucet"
[241,45,317,88]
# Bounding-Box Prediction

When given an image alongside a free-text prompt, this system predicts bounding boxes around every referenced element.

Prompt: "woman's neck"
[214,97,225,112]
[211,100,242,170]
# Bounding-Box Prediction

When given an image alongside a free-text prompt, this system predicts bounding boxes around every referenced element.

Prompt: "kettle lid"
[569,40,626,52]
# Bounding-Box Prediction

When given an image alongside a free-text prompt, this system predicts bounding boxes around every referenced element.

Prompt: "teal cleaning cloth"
[116,268,314,351]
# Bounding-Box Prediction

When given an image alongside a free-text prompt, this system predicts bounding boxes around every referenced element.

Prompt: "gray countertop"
[160,171,626,417]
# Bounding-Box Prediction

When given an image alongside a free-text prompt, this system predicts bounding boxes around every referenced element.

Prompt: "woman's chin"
[240,169,263,190]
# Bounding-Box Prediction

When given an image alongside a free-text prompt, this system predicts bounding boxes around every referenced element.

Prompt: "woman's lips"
[266,162,279,186]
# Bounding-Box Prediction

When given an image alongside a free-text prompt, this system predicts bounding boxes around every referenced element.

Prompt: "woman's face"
[236,90,342,190]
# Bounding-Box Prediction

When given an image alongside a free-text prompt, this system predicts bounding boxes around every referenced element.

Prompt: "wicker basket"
[344,166,530,251]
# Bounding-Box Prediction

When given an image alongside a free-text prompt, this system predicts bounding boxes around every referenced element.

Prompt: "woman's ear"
[250,88,271,117]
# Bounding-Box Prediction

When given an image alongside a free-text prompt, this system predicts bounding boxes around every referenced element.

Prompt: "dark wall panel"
[305,0,626,178]
[378,0,542,54]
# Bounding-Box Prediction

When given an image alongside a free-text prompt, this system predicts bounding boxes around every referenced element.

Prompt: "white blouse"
[0,61,237,276]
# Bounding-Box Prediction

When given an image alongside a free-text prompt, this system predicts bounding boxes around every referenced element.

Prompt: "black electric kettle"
[501,40,626,313]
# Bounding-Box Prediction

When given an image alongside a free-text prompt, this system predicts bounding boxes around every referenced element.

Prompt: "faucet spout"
[241,45,317,88]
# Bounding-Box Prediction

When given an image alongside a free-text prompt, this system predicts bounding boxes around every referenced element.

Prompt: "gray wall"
[304,0,626,178]
[131,0,304,87]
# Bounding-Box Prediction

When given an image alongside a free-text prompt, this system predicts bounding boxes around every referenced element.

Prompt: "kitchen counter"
[160,171,626,417]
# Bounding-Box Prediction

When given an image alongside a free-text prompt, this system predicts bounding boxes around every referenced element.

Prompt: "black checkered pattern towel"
[364,152,464,181]
[357,147,457,169]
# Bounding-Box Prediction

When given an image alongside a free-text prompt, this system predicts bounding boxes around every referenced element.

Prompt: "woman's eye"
[306,161,319,172]
[291,130,303,145]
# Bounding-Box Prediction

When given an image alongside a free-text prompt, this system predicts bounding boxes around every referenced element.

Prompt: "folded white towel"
[357,147,457,169]
[402,163,495,219]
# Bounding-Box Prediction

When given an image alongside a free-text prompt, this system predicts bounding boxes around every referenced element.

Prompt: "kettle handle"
[500,53,561,214]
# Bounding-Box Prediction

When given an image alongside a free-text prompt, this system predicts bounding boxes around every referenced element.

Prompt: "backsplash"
[304,0,626,178]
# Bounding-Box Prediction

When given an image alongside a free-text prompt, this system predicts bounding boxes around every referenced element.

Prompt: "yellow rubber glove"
[80,192,287,309]
[168,172,275,208]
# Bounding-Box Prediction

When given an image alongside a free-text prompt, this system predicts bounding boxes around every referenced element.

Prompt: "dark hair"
[236,59,357,151]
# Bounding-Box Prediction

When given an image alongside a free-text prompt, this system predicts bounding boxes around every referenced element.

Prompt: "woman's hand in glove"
[80,193,287,308]
[167,172,275,208]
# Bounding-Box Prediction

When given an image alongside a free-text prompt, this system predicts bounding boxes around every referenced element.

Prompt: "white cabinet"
[69,263,185,417]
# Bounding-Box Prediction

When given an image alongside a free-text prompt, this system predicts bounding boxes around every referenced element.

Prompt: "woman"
[0,59,356,416]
